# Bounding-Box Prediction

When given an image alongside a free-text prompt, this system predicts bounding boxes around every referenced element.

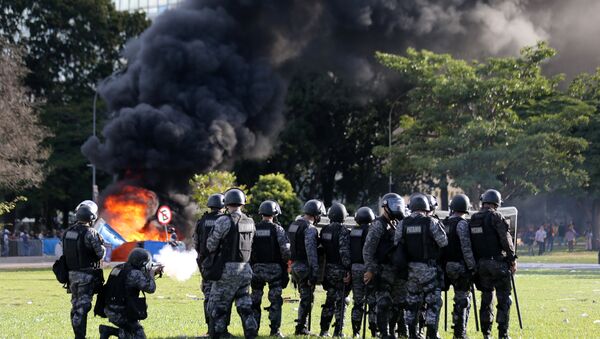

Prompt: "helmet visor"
[387,198,404,213]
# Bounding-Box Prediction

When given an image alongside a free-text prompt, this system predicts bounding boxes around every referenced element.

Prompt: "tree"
[247,173,301,226]
[0,1,148,226]
[0,197,27,216]
[0,0,148,103]
[189,171,248,216]
[377,42,591,204]
[0,38,49,191]
[569,69,600,249]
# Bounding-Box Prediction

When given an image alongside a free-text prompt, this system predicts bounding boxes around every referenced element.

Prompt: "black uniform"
[350,223,377,335]
[194,210,224,326]
[469,207,516,338]
[319,222,351,335]
[442,215,476,339]
[250,220,290,335]
[63,222,105,339]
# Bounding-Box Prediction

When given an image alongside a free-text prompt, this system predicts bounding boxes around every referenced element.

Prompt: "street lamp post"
[91,90,98,202]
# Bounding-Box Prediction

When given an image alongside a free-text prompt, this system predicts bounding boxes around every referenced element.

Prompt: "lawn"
[2,268,600,338]
[517,242,599,264]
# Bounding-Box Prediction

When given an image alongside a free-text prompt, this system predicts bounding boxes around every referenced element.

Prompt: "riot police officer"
[250,200,290,337]
[289,199,325,335]
[63,200,105,339]
[350,207,378,337]
[442,194,476,339]
[395,193,447,339]
[99,248,162,339]
[206,188,258,339]
[194,193,226,333]
[363,193,407,339]
[426,195,439,218]
[469,189,517,339]
[319,202,351,337]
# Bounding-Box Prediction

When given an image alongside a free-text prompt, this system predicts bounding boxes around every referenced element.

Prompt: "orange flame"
[100,185,166,242]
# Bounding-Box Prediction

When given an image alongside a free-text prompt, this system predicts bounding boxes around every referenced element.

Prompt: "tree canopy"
[377,42,592,201]
[0,38,49,191]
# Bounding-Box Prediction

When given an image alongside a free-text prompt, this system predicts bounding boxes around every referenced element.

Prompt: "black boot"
[425,325,440,339]
[498,327,511,339]
[408,324,423,339]
[99,325,119,339]
[295,324,311,336]
[352,320,361,337]
[389,319,397,339]
[270,328,285,338]
[397,315,408,338]
[481,322,493,339]
[369,322,379,338]
[320,313,334,337]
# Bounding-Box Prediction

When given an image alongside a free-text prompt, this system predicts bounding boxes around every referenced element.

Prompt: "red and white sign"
[157,205,172,225]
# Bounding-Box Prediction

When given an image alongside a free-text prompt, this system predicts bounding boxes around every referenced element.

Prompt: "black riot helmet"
[480,189,502,207]
[354,207,375,224]
[207,193,225,209]
[381,193,406,220]
[426,194,438,212]
[75,200,98,223]
[127,248,152,270]
[303,199,326,224]
[259,200,281,216]
[328,202,348,223]
[224,188,246,206]
[303,199,326,217]
[408,193,430,212]
[450,194,471,213]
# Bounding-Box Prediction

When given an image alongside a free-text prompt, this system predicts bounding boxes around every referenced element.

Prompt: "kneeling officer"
[98,248,162,338]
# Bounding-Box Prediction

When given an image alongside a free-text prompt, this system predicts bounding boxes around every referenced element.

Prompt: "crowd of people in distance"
[520,222,594,255]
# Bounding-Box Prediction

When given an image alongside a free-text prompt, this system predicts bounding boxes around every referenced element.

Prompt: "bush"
[247,173,301,226]
[189,171,248,216]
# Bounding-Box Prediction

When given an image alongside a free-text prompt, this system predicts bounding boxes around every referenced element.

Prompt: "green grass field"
[517,242,598,264]
[2,268,600,338]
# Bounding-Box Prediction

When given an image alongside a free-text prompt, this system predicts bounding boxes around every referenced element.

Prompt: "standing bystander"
[535,225,546,256]
[546,224,555,252]
[565,224,577,252]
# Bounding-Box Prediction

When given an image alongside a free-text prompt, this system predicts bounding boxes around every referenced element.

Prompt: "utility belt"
[478,255,506,262]
[411,258,439,266]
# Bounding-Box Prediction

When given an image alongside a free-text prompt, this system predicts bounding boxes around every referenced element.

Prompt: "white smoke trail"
[154,245,198,282]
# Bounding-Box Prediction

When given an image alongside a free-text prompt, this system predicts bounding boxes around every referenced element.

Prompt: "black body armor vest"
[320,223,343,265]
[221,214,254,263]
[289,219,311,261]
[195,212,222,257]
[350,224,369,264]
[63,223,100,270]
[469,210,502,260]
[374,217,396,265]
[252,221,282,264]
[402,215,440,262]
[443,217,464,262]
[104,264,137,306]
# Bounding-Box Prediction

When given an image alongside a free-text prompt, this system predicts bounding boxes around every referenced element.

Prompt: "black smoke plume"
[84,0,600,238]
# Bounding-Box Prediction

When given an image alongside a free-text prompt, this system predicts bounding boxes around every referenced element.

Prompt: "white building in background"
[112,0,182,19]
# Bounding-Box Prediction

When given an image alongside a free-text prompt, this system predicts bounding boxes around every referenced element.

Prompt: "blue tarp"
[43,238,60,255]
[143,241,168,259]
[95,218,126,249]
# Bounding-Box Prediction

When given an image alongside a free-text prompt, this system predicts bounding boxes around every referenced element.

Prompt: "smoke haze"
[83,0,600,237]
[154,245,198,282]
